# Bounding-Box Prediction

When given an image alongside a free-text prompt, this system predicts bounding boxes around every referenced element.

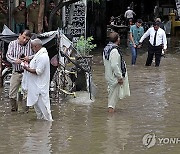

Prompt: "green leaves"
[75,36,96,56]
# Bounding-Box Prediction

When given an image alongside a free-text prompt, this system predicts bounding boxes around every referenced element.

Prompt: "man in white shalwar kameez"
[103,32,130,113]
[23,38,53,121]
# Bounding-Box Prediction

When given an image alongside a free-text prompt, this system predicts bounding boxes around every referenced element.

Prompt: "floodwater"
[1,36,180,154]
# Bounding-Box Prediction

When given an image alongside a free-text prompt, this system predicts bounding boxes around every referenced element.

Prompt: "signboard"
[64,1,86,43]
[176,0,180,17]
[75,56,92,72]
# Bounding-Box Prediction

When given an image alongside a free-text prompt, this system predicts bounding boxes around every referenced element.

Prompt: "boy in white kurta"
[23,38,53,121]
[103,32,130,113]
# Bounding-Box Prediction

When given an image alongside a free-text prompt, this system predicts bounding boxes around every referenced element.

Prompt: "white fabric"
[26,47,53,121]
[103,48,130,109]
[124,9,135,19]
[2,25,15,35]
[34,95,52,121]
[21,70,28,92]
[21,62,29,92]
[139,27,167,49]
[60,34,72,48]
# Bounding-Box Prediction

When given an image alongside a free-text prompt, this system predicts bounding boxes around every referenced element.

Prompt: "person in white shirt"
[124,6,136,25]
[138,22,167,67]
[23,38,53,121]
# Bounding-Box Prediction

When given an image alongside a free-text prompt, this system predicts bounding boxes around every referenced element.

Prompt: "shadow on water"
[0,36,180,153]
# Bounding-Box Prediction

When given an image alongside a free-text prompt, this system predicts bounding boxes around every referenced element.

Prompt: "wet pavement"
[0,37,180,154]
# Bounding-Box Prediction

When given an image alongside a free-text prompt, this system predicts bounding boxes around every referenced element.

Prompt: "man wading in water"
[103,32,130,113]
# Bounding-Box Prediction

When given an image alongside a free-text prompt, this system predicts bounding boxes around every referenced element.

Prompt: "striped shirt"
[6,39,33,71]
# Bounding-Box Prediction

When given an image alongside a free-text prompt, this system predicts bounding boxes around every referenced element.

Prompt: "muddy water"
[0,37,180,154]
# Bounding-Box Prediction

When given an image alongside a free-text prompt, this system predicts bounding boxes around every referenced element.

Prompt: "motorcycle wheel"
[2,71,12,87]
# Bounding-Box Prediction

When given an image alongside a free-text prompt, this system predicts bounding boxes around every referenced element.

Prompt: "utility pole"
[8,0,14,30]
[38,0,45,33]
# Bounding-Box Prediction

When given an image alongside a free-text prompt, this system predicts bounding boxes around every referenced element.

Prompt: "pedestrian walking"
[139,22,167,67]
[23,38,53,121]
[13,0,27,34]
[44,0,62,31]
[129,19,144,65]
[103,32,130,113]
[6,29,33,112]
[124,6,136,26]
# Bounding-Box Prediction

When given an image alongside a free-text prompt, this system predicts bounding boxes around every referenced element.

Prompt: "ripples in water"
[0,50,180,153]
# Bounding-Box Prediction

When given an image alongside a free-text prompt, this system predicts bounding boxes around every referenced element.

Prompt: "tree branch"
[48,0,80,31]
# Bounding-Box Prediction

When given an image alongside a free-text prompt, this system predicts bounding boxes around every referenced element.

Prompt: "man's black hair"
[137,19,143,23]
[49,0,55,3]
[21,29,32,37]
[19,0,25,3]
[153,22,160,26]
[19,0,25,6]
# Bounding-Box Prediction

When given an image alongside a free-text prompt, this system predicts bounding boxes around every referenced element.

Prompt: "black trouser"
[145,43,163,67]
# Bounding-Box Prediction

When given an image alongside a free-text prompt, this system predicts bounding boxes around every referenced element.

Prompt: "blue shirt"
[130,25,144,45]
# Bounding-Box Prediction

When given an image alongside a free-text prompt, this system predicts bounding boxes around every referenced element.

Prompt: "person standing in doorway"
[23,38,53,121]
[44,0,62,31]
[129,19,144,65]
[27,0,39,33]
[6,30,33,112]
[103,32,130,113]
[13,0,27,34]
[139,22,167,67]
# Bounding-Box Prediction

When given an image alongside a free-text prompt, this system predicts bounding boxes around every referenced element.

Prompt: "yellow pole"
[169,12,175,35]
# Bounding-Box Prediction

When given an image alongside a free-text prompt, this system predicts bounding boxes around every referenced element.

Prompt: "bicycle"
[50,65,77,101]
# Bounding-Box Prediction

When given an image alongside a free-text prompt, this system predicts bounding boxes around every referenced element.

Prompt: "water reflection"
[50,101,94,153]
[102,114,130,153]
[22,121,52,154]
[1,43,180,153]
[143,67,168,120]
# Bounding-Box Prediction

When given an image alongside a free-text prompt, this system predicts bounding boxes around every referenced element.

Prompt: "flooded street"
[1,37,180,154]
